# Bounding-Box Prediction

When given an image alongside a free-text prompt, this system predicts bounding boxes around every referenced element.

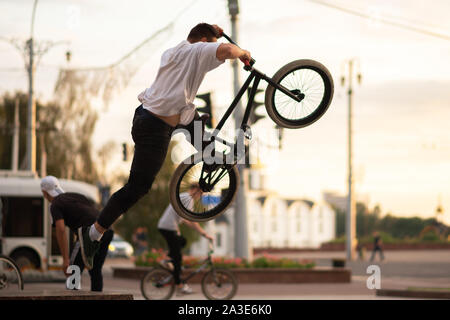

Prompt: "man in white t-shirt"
[78,23,251,269]
[158,183,213,295]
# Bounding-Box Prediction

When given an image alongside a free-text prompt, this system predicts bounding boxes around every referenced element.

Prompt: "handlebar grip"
[242,58,255,71]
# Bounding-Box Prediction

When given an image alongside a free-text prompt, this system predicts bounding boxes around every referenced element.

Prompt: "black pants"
[73,229,114,291]
[159,229,187,285]
[97,106,175,229]
[370,246,385,261]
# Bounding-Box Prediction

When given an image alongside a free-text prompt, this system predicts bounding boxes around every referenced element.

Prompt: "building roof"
[0,175,99,202]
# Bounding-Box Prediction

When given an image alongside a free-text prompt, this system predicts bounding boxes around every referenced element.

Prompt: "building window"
[318,210,323,233]
[272,221,277,232]
[216,233,222,248]
[253,221,258,233]
[296,221,301,233]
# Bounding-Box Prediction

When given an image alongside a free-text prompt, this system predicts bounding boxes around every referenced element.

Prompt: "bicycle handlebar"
[222,32,255,70]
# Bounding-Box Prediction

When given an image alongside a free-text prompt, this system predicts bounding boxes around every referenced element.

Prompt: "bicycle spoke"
[274,66,326,121]
[175,159,235,219]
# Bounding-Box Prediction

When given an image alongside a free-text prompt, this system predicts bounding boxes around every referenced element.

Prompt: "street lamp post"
[26,0,39,173]
[228,0,252,260]
[2,0,68,174]
[341,58,362,261]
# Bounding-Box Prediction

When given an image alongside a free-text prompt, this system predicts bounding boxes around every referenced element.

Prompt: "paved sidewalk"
[2,250,448,300]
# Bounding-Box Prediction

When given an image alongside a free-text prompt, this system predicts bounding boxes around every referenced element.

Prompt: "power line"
[308,0,450,41]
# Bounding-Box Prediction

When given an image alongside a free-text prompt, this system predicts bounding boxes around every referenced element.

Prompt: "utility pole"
[228,0,252,260]
[26,0,38,173]
[341,59,361,261]
[11,97,20,171]
[1,0,68,174]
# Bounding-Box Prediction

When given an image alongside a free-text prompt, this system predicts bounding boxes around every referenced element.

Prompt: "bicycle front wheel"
[0,255,24,291]
[141,268,175,300]
[169,154,239,222]
[265,59,334,129]
[201,269,238,300]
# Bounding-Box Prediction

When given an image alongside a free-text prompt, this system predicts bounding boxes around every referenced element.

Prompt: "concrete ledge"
[0,290,133,300]
[376,289,450,300]
[113,266,351,283]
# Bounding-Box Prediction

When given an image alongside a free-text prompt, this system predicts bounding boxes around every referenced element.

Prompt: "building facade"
[190,189,336,257]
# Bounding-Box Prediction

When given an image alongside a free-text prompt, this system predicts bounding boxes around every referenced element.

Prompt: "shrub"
[135,250,315,269]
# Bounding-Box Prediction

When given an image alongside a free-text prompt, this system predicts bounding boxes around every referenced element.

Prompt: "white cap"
[40,176,65,197]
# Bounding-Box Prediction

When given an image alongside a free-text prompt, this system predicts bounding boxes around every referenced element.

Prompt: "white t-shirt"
[138,40,225,125]
[157,193,193,232]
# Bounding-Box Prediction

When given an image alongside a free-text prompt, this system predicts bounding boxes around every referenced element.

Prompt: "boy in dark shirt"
[40,176,113,291]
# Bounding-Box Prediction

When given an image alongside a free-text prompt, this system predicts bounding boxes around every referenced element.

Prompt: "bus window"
[1,197,44,237]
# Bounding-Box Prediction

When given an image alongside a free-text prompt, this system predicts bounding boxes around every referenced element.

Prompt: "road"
[2,250,448,300]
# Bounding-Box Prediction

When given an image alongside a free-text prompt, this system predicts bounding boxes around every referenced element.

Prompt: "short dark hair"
[187,23,220,42]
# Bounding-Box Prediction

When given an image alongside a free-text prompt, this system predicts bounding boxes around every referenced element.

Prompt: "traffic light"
[196,92,214,128]
[247,86,265,124]
[275,125,284,150]
[122,143,128,161]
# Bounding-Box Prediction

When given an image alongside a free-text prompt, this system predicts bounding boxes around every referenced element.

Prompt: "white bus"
[0,172,100,270]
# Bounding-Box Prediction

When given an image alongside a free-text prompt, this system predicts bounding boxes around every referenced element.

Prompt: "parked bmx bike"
[0,254,24,291]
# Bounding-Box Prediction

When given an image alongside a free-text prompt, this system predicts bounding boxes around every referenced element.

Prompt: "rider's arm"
[216,43,251,62]
[181,219,214,241]
[54,219,70,274]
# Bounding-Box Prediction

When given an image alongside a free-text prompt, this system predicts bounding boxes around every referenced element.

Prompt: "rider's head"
[187,23,220,43]
[188,182,203,201]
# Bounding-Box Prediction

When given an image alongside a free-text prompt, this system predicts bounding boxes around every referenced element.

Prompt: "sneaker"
[78,227,100,270]
[176,284,194,296]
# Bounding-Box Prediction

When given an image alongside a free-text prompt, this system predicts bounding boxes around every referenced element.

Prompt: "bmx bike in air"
[169,32,334,222]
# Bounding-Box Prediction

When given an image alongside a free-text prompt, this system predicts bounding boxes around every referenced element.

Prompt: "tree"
[113,142,200,253]
[0,90,99,183]
[0,92,28,170]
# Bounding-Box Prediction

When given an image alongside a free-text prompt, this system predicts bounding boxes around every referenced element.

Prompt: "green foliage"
[113,142,200,251]
[421,231,441,242]
[135,250,315,269]
[0,90,99,183]
[332,202,449,243]
[251,255,315,269]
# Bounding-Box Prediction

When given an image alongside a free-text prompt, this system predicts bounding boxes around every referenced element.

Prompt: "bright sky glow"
[1,0,450,224]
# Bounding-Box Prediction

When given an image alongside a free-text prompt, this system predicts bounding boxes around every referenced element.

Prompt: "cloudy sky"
[1,0,450,224]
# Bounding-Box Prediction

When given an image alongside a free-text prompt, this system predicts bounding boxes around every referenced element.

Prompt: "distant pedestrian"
[369,231,385,262]
[357,241,366,261]
[132,227,149,257]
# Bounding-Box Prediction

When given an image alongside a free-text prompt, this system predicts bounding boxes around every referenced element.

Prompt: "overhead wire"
[307,0,450,41]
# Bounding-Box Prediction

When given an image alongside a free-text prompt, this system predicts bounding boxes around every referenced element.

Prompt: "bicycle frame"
[205,33,302,156]
[156,252,213,289]
[180,254,213,284]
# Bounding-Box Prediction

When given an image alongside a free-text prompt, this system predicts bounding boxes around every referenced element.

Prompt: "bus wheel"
[10,248,41,271]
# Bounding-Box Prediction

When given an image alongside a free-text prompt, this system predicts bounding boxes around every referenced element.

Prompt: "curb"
[376,289,450,299]
[113,266,352,283]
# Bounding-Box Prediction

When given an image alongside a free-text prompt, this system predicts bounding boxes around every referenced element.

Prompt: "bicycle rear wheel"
[264,59,334,129]
[0,255,24,291]
[202,268,238,300]
[141,268,175,300]
[169,154,239,222]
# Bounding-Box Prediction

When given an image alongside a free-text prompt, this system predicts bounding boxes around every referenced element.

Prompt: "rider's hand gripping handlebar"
[222,32,255,71]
